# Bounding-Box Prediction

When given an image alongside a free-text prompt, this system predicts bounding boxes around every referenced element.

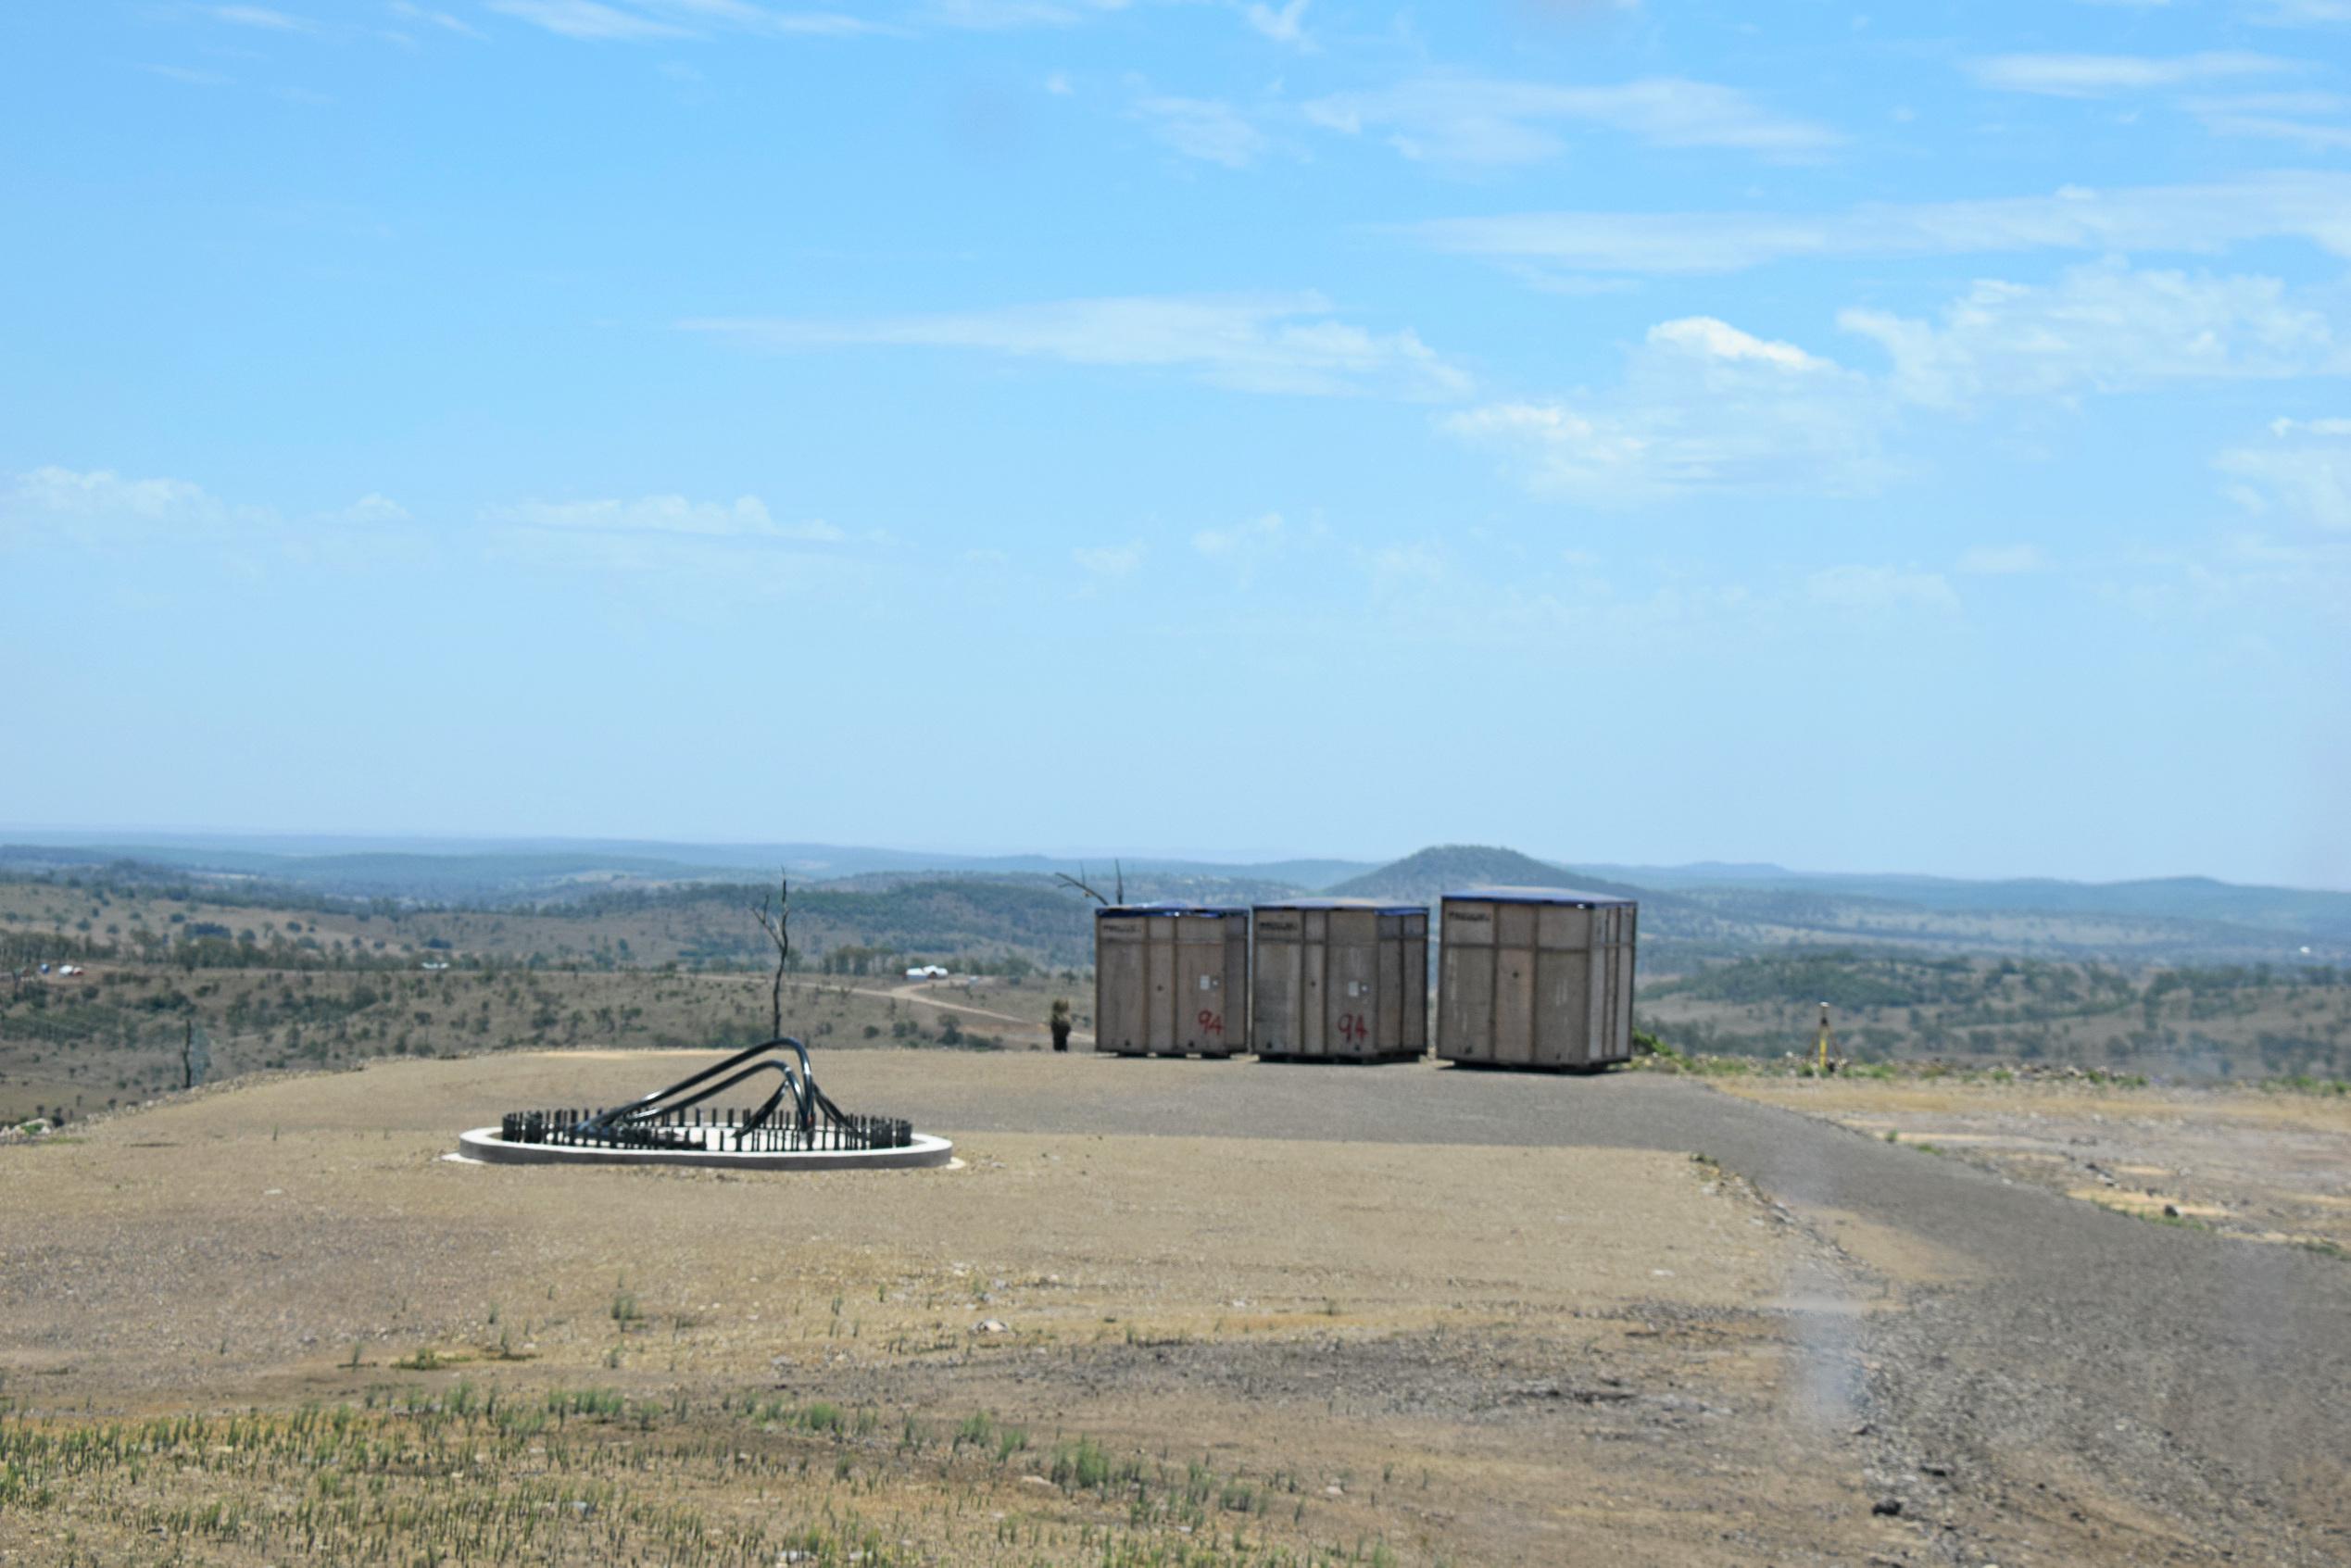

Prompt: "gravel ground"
[862,1053,2351,1567]
[3,1047,2344,1566]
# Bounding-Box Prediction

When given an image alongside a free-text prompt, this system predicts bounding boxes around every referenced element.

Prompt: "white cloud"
[641,0,890,35]
[5,467,235,538]
[1365,540,1449,596]
[207,5,323,31]
[1958,54,2351,151]
[2189,92,2351,149]
[1839,261,2343,408]
[1964,52,2294,97]
[2097,528,2351,629]
[1408,171,2351,275]
[1243,0,1309,46]
[483,491,866,594]
[1445,404,1651,497]
[1302,75,1837,167]
[1806,564,1961,615]
[1133,94,1267,168]
[486,0,887,41]
[2246,0,2351,22]
[1442,317,1891,504]
[2,467,409,550]
[1957,544,2051,575]
[387,2,486,37]
[1073,541,1145,579]
[1647,315,1829,371]
[1191,511,1301,584]
[329,494,413,527]
[487,0,686,39]
[925,0,1128,28]
[684,293,1471,399]
[1446,259,2351,508]
[1191,512,1283,557]
[2206,118,2351,150]
[2216,417,2351,529]
[484,493,846,541]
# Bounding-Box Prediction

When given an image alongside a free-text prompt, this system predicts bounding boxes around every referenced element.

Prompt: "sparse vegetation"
[0,1391,1368,1566]
[1641,949,2348,1082]
[5,849,2343,1123]
[0,875,1091,1123]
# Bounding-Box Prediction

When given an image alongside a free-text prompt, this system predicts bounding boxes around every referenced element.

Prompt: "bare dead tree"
[1054,859,1128,908]
[749,871,790,1040]
[181,1019,210,1092]
[1053,869,1110,906]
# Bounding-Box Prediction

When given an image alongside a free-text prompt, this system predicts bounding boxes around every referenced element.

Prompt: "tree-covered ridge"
[1641,948,2351,1081]
[1326,845,1646,904]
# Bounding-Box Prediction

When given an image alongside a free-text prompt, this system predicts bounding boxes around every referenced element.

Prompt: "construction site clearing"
[1,1047,2345,1567]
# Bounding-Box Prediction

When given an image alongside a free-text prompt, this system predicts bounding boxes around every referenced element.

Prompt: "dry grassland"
[1723,1074,2351,1255]
[0,960,1071,1127]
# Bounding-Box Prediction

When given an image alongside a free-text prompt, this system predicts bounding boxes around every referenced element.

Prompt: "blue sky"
[4,0,2347,886]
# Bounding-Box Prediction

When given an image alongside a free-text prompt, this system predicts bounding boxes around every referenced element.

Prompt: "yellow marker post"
[1815,1002,1833,1073]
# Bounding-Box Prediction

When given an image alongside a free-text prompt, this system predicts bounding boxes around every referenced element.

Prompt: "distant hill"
[0,836,1375,906]
[1816,873,2351,943]
[1326,848,2342,968]
[811,869,1314,908]
[1327,846,1647,905]
[1582,862,2351,946]
[559,876,1102,969]
[4,834,2342,967]
[0,844,738,904]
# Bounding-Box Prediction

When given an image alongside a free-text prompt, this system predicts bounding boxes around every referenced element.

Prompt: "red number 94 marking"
[1337,1013,1369,1046]
[1196,1010,1225,1036]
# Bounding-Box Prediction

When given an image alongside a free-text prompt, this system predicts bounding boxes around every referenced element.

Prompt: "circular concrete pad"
[456,1127,953,1172]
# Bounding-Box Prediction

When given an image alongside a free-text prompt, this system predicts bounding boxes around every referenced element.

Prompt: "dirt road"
[850,979,1090,1042]
[691,969,1089,1042]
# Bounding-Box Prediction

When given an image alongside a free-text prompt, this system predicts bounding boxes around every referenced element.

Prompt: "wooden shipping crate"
[1094,905,1250,1057]
[1437,887,1638,1071]
[1252,899,1427,1062]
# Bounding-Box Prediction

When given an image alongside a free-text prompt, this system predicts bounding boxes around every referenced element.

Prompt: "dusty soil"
[2,1050,2345,1566]
[1723,1074,2351,1254]
[2,1050,1876,1567]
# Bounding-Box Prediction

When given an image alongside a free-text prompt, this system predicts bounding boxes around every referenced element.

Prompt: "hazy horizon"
[6,820,2347,895]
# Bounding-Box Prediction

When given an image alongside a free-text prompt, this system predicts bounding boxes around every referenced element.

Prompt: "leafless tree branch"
[749,871,790,1040]
[1053,870,1110,907]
